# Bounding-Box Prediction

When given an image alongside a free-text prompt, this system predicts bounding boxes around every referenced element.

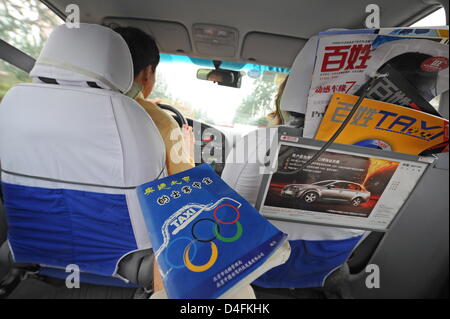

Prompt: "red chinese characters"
[314,81,357,94]
[321,44,372,72]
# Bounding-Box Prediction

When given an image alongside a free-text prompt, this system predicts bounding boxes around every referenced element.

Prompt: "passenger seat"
[221,36,367,292]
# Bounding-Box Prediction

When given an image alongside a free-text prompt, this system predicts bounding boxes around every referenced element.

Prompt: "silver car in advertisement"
[281,180,371,207]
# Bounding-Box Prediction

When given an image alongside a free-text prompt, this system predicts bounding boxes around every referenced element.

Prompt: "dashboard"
[167,104,250,177]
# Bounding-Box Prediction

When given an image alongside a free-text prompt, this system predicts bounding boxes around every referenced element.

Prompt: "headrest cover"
[30,23,133,93]
[280,36,319,115]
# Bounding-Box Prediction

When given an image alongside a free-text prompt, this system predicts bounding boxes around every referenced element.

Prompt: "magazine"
[137,164,289,299]
[303,28,449,138]
[256,137,431,231]
[314,93,449,155]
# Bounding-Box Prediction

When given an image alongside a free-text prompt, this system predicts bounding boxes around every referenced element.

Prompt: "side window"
[347,183,361,191]
[332,182,347,189]
[0,0,63,101]
[0,61,30,101]
[0,0,63,58]
[410,7,446,27]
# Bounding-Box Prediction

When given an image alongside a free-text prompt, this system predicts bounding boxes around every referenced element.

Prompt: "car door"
[322,182,346,200]
[343,183,361,201]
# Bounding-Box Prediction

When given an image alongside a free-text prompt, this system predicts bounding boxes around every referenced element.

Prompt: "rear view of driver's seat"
[0,23,166,298]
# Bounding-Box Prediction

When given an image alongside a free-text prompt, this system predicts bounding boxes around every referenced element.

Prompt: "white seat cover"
[0,24,166,282]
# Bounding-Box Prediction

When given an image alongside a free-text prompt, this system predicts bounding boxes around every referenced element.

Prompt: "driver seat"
[0,23,166,296]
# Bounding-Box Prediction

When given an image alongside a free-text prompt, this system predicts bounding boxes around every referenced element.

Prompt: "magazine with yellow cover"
[314,93,449,155]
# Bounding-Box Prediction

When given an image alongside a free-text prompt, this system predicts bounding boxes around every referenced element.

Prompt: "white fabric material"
[0,84,165,187]
[30,23,134,93]
[32,65,112,91]
[0,83,166,249]
[221,130,365,241]
[280,36,319,115]
[33,76,107,89]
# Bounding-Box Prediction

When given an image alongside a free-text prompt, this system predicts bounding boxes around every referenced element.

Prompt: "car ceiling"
[43,0,447,68]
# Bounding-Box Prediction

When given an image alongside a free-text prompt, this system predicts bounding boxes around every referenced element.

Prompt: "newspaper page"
[303,28,449,138]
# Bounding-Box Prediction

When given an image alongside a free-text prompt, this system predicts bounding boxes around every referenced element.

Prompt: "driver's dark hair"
[113,26,160,76]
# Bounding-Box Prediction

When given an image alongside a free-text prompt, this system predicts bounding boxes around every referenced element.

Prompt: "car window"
[0,0,63,101]
[331,182,348,189]
[149,54,289,135]
[410,7,446,27]
[313,181,332,186]
[0,60,30,101]
[347,183,361,191]
[0,0,63,58]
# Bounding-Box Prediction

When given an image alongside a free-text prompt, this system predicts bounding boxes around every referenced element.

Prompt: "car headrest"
[29,23,133,93]
[280,36,318,115]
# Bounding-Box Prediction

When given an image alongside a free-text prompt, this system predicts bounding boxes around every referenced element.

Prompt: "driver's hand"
[150,98,163,105]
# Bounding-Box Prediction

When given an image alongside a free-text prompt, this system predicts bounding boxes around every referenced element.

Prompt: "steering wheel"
[157,103,188,127]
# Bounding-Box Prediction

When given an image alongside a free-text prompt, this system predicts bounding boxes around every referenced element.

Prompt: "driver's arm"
[136,97,194,175]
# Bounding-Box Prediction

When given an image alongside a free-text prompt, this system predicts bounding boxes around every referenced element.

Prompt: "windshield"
[149,54,289,133]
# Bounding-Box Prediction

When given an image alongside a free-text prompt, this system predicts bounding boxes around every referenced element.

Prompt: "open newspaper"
[137,164,290,299]
[315,93,449,155]
[303,27,449,138]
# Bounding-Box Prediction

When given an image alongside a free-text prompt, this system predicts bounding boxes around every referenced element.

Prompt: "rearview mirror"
[197,68,242,88]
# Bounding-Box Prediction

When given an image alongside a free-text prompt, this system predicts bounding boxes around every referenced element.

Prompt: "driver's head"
[114,27,160,98]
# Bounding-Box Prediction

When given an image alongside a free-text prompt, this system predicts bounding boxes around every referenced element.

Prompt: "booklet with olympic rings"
[137,164,289,299]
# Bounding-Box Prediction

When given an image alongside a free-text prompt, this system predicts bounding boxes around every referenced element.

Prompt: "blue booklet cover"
[137,164,287,299]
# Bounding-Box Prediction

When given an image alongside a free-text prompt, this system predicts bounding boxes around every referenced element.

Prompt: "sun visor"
[103,17,193,55]
[241,32,306,68]
[30,23,134,93]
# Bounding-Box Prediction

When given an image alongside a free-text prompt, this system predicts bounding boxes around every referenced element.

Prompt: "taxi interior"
[0,0,448,299]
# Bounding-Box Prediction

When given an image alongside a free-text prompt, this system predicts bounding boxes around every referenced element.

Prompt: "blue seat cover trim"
[2,182,138,278]
[253,235,362,288]
[39,267,139,288]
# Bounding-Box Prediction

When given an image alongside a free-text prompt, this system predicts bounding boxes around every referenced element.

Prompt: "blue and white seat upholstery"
[221,36,366,289]
[0,24,166,286]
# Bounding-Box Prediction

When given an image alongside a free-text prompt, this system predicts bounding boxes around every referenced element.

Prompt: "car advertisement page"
[260,143,428,230]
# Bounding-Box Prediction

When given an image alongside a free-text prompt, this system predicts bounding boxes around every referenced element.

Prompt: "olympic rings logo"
[164,204,243,272]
